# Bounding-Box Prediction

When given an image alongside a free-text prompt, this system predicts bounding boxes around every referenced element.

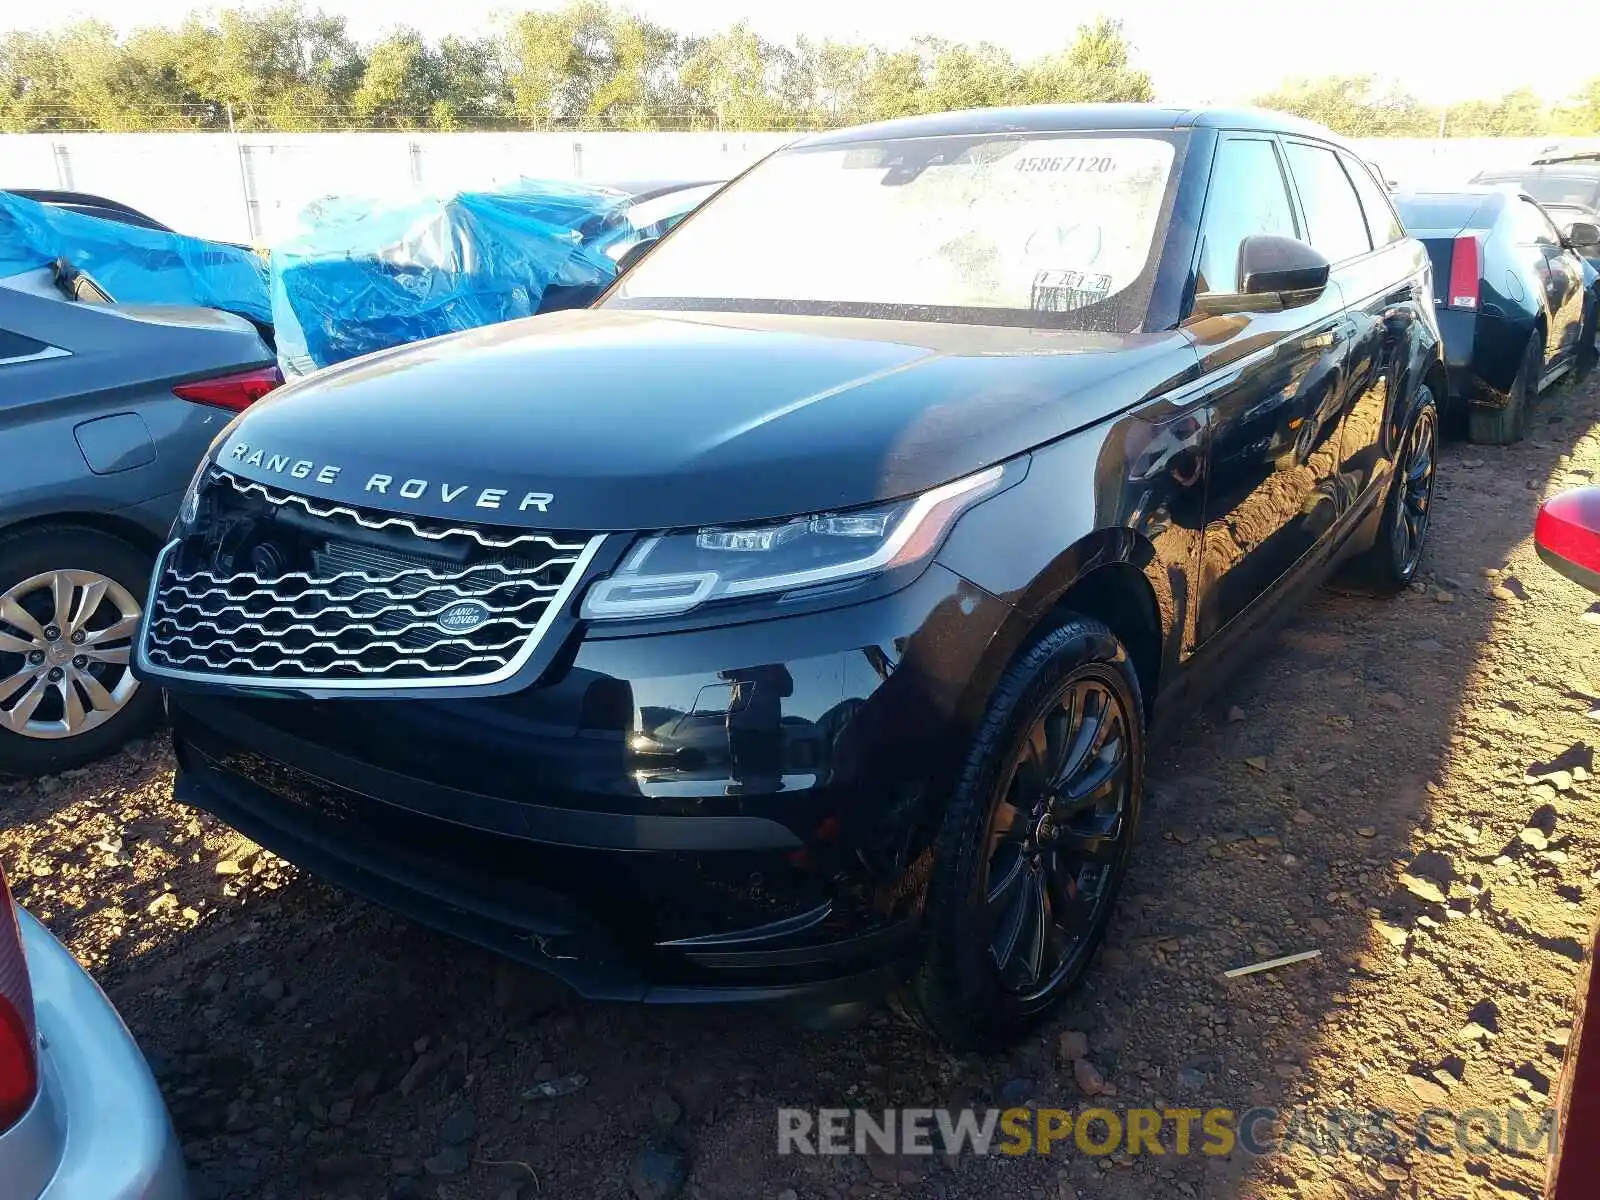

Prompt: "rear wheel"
[1347,389,1438,592]
[0,526,157,779]
[1468,329,1541,445]
[1578,298,1598,381]
[904,616,1143,1050]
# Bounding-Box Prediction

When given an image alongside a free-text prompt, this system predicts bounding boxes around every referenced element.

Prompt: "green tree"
[1252,75,1435,137]
[1560,78,1600,134]
[350,29,440,129]
[0,23,152,132]
[584,9,678,129]
[856,49,929,122]
[503,1,674,128]
[161,5,362,131]
[430,36,511,130]
[677,22,789,130]
[12,3,1592,139]
[790,36,869,127]
[1023,18,1153,105]
[1481,88,1550,137]
[923,39,1021,113]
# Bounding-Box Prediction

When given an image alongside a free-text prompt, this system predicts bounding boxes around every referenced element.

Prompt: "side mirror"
[1193,235,1331,316]
[1535,486,1600,592]
[1239,235,1332,297]
[1564,220,1600,252]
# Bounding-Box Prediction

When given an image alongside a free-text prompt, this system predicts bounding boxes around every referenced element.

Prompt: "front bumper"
[2,911,189,1200]
[165,563,1012,1003]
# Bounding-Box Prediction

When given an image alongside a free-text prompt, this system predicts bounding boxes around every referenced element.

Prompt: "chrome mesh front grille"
[140,469,603,687]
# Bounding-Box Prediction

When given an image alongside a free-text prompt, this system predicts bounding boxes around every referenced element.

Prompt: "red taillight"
[1448,235,1481,310]
[1536,486,1600,590]
[0,865,38,1132]
[173,365,282,413]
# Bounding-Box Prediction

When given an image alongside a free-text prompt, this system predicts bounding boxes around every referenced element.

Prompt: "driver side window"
[1195,137,1298,296]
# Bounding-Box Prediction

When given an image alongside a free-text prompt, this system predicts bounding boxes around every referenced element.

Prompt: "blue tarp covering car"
[0,190,271,325]
[269,180,639,375]
[2,177,720,377]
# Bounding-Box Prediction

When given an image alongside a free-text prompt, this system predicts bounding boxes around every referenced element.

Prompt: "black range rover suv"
[135,105,1446,1048]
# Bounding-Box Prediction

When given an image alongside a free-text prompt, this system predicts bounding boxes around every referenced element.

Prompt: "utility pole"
[227,101,259,245]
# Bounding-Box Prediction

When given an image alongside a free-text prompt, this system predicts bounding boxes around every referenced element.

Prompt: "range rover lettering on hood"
[225,441,554,513]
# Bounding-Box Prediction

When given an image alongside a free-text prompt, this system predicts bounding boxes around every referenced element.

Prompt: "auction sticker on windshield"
[611,133,1176,322]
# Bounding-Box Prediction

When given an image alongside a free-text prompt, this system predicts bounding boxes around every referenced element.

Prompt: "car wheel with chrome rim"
[0,527,158,780]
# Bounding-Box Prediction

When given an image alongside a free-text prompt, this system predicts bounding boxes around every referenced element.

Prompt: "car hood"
[222,308,1198,531]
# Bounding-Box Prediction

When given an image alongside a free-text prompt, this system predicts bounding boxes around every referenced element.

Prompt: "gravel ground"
[6,374,1600,1200]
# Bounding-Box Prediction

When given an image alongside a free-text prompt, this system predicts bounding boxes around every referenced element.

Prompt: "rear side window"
[1284,142,1372,262]
[1341,153,1405,246]
[1195,137,1297,295]
[1521,175,1600,209]
[1510,198,1561,247]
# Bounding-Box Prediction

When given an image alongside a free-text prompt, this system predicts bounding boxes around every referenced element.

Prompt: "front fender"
[937,409,1206,719]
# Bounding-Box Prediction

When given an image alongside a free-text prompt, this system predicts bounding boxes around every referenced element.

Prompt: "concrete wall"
[0,131,793,244]
[2,131,1594,246]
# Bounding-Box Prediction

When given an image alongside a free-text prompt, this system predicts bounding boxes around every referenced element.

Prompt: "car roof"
[1476,165,1600,181]
[1394,188,1502,201]
[1531,148,1600,166]
[791,103,1339,148]
[4,188,174,232]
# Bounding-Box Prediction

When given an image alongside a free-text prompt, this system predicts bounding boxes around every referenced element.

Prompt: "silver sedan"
[0,866,189,1198]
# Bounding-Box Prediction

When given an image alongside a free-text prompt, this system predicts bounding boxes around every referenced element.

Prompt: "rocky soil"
[7,375,1600,1200]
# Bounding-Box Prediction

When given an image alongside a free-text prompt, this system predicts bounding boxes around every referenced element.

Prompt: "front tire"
[0,526,157,779]
[1468,329,1541,445]
[905,616,1144,1050]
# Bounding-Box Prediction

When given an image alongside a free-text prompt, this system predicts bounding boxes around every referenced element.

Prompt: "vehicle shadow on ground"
[1114,380,1600,1200]
[14,380,1596,1200]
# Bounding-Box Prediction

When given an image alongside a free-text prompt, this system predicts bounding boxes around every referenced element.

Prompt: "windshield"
[1393,196,1486,231]
[606,132,1182,332]
[1480,173,1599,209]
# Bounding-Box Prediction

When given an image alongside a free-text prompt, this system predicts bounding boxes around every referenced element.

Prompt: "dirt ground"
[7,374,1600,1200]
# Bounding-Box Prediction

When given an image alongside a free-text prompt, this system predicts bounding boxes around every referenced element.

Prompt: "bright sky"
[14,0,1599,107]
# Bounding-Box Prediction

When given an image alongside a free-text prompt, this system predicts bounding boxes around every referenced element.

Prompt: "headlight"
[172,458,214,536]
[172,422,240,536]
[177,463,206,529]
[581,465,1005,620]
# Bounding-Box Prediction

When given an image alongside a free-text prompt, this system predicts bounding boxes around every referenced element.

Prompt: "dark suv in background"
[135,104,1445,1048]
[1473,149,1600,229]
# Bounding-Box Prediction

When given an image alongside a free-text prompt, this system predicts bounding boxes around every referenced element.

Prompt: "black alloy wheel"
[982,674,1132,1007]
[905,615,1145,1050]
[1389,398,1437,582]
[1345,388,1438,592]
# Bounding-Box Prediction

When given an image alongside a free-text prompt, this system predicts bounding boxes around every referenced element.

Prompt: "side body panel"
[1189,285,1351,642]
[1330,238,1434,516]
[0,285,271,543]
[1470,209,1543,400]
